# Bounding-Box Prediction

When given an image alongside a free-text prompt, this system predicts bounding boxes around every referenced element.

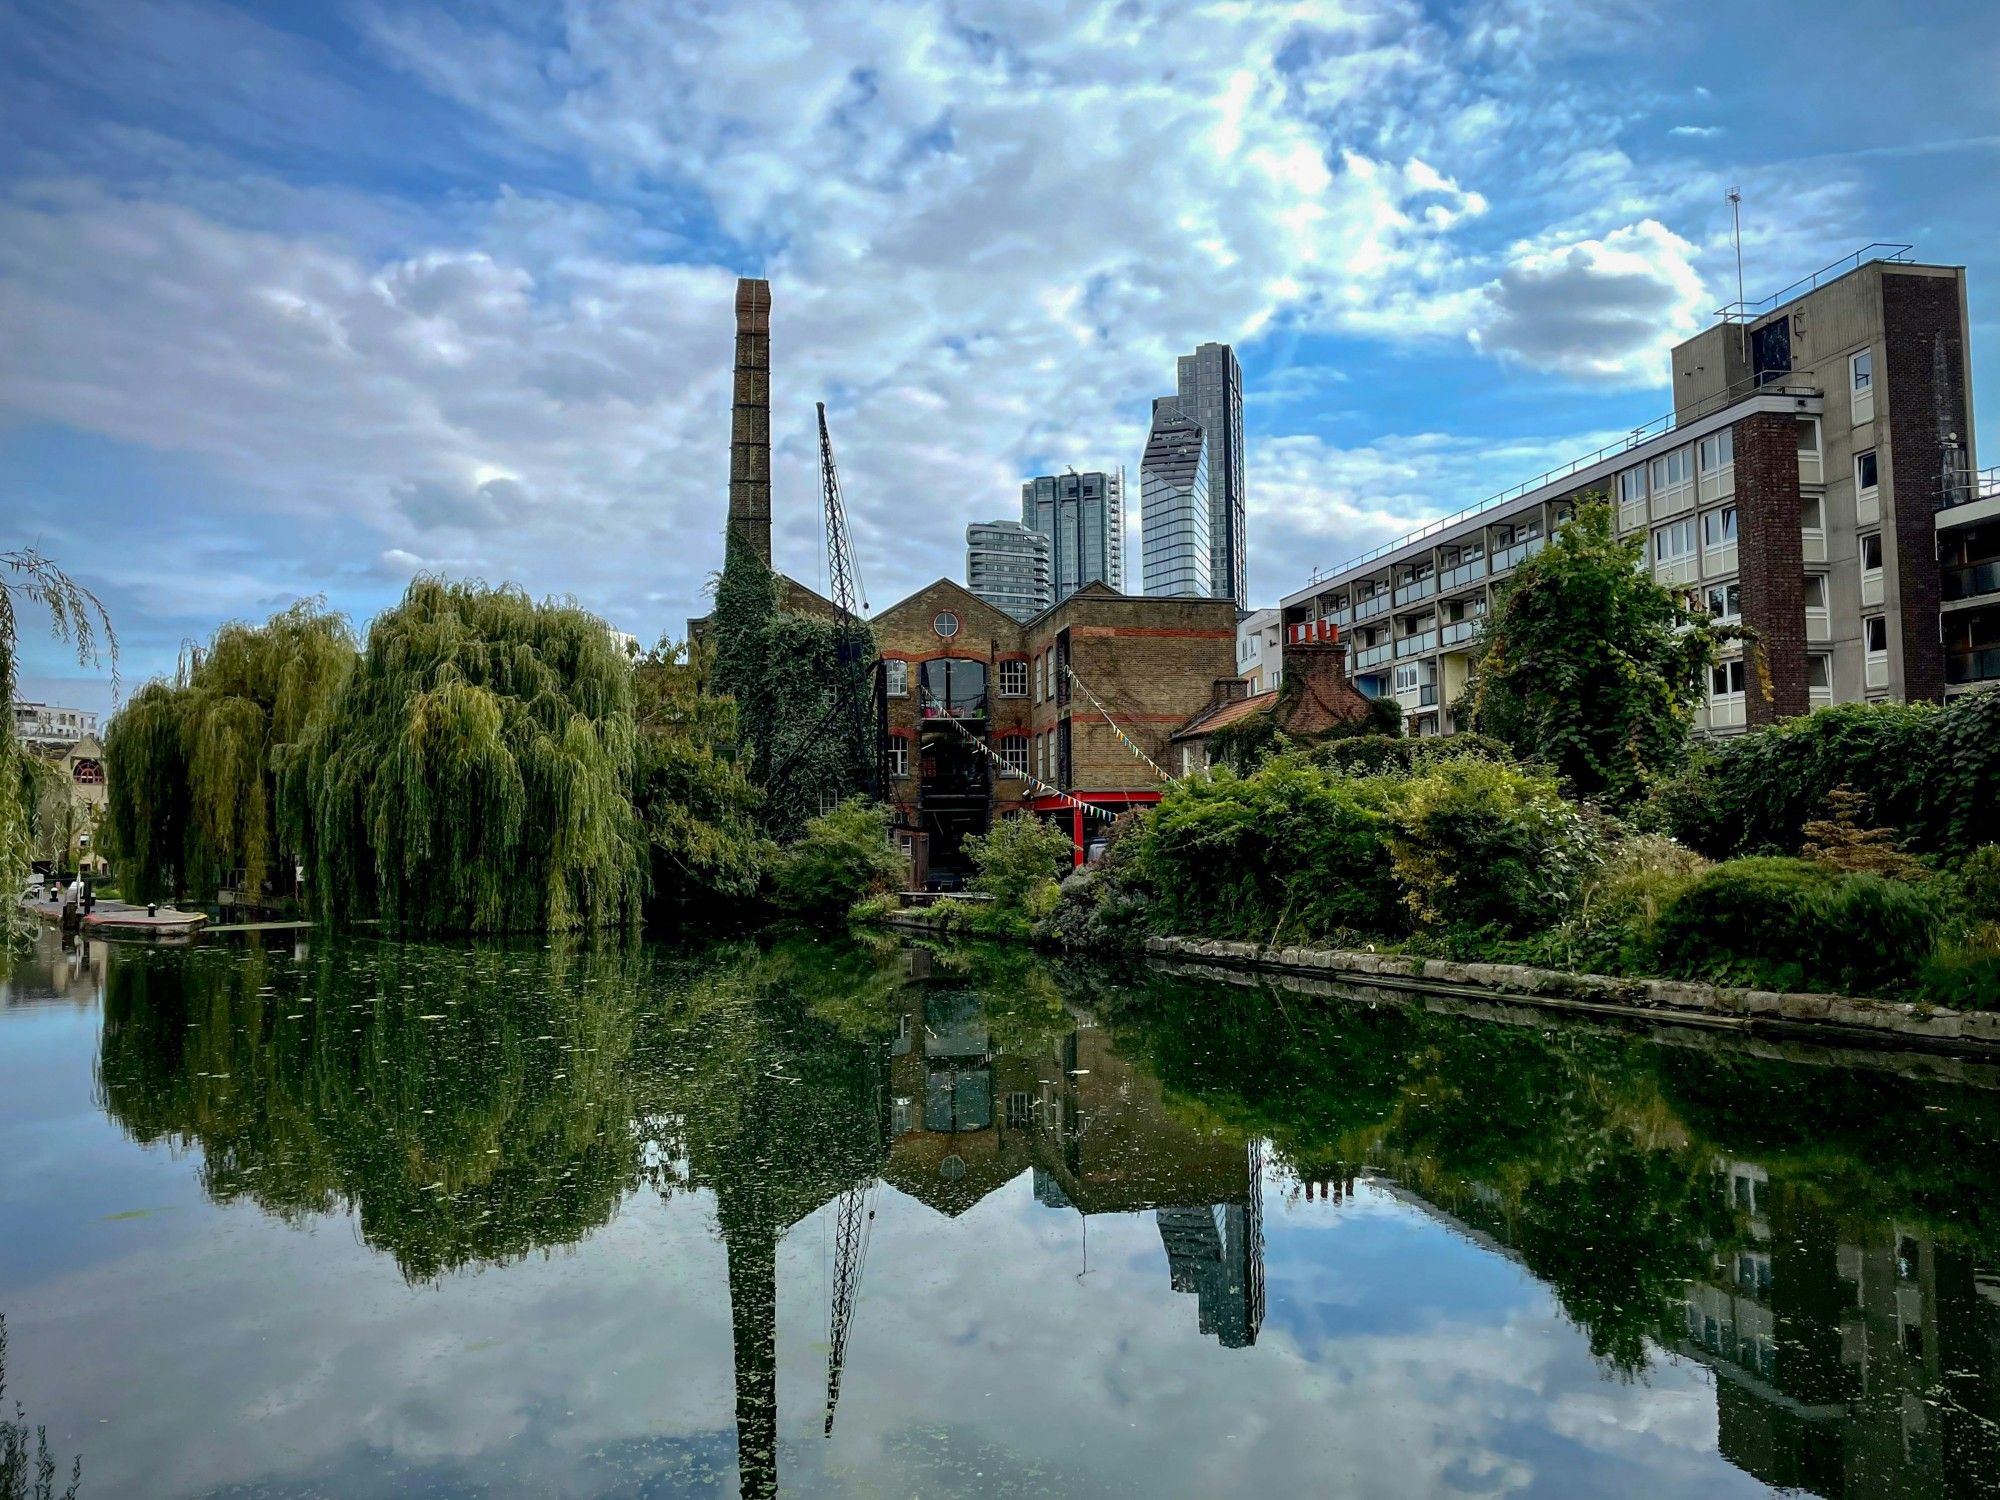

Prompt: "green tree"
[632,636,774,922]
[964,814,1074,912]
[287,578,644,935]
[772,799,902,922]
[105,599,355,903]
[2,549,113,945]
[1468,500,1725,806]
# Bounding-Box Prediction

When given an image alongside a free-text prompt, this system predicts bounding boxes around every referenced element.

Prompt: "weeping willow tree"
[2,548,114,944]
[287,577,645,935]
[104,598,355,904]
[709,541,876,841]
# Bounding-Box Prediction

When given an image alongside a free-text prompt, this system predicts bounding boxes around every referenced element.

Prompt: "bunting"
[916,687,1119,821]
[1062,664,1180,786]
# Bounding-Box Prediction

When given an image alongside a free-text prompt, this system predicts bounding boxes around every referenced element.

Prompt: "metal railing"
[1943,465,2000,511]
[1713,243,1914,323]
[1943,561,2000,603]
[1297,376,1821,591]
[1946,648,2000,687]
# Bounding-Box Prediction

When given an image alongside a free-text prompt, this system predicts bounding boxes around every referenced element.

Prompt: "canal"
[3,931,1998,1498]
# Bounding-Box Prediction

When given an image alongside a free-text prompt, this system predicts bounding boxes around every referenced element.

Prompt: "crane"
[814,402,883,796]
[823,1179,876,1436]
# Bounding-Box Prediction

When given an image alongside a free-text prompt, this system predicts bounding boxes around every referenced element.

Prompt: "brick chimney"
[1212,677,1251,705]
[1279,619,1372,735]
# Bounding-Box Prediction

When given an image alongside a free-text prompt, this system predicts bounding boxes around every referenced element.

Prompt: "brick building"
[1169,620,1374,773]
[869,579,1237,872]
[1279,246,1989,735]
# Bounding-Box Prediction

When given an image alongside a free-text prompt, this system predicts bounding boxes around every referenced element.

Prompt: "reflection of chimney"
[725,1223,779,1500]
[728,278,773,566]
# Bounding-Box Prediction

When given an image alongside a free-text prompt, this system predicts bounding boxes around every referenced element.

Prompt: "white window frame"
[1702,506,1737,550]
[998,737,1029,777]
[1652,518,1696,563]
[1807,652,1833,700]
[1704,581,1741,623]
[1698,429,1734,473]
[1710,659,1747,698]
[998,658,1028,698]
[1850,349,1875,425]
[884,659,909,698]
[887,739,910,778]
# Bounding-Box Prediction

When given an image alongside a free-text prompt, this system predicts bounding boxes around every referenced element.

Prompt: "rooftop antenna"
[1727,188,1747,375]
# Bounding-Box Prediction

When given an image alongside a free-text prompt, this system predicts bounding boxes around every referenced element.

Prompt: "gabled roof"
[1172,689,1278,741]
[868,577,1025,639]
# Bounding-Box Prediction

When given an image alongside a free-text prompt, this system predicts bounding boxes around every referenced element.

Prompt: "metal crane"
[813,402,884,796]
[817,401,869,650]
[823,1180,876,1436]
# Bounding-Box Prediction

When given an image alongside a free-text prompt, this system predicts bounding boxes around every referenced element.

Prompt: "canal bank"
[879,909,2000,1056]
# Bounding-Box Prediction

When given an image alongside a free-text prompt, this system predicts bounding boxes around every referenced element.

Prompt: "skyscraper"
[1021,469,1126,601]
[965,519,1052,620]
[1141,398,1212,598]
[1173,342,1245,610]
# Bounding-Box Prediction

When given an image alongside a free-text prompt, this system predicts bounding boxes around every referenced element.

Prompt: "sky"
[3,0,1998,716]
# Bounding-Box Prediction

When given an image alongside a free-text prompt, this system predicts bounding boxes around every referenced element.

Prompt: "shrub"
[1562,834,1710,974]
[1382,758,1599,935]
[1800,786,1927,880]
[1960,846,2000,923]
[1649,856,1940,995]
[1035,811,1157,952]
[964,815,1075,912]
[1142,757,1402,943]
[1306,733,1512,777]
[772,800,903,923]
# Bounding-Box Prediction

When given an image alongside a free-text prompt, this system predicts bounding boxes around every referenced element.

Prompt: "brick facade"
[1734,411,1810,724]
[1881,271,1967,702]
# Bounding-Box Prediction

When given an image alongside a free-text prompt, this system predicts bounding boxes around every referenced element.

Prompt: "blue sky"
[4,0,1997,715]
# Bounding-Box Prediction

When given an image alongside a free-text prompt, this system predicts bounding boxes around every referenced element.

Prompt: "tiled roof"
[1172,689,1278,741]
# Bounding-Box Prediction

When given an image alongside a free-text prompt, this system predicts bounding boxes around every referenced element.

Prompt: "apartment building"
[966,518,1053,620]
[1234,608,1282,693]
[1281,248,1986,736]
[1021,469,1126,601]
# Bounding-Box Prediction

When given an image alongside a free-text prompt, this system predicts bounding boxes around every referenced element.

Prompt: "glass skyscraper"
[1172,342,1245,611]
[1021,469,1125,602]
[965,519,1052,620]
[1140,397,1212,598]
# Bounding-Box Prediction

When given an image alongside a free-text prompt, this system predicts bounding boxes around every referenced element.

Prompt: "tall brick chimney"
[727,278,773,565]
[1278,619,1372,734]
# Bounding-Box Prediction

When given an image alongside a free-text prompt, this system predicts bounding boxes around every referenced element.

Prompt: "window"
[1855,449,1879,493]
[1698,429,1734,472]
[998,736,1029,777]
[1704,582,1741,621]
[884,659,909,697]
[1851,348,1874,393]
[1036,734,1045,779]
[998,659,1027,697]
[1653,518,1696,562]
[1034,652,1045,702]
[1861,532,1883,571]
[1807,654,1832,691]
[933,611,961,639]
[1618,467,1646,506]
[1702,506,1737,549]
[1006,1092,1033,1129]
[1797,417,1821,457]
[886,739,910,778]
[1710,660,1746,696]
[1801,495,1825,533]
[1802,574,1829,610]
[919,658,988,717]
[1866,615,1889,652]
[1650,447,1692,489]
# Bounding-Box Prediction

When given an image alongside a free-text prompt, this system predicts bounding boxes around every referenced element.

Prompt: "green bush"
[1649,857,1940,995]
[1383,758,1599,936]
[1651,695,2000,860]
[1562,834,1710,974]
[1305,733,1512,777]
[1960,846,2000,923]
[1142,757,1403,943]
[964,815,1074,912]
[772,800,903,924]
[1035,812,1157,952]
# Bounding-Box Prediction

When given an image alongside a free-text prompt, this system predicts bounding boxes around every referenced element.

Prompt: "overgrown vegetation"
[772,799,902,923]
[1,1314,80,1500]
[1468,499,1732,807]
[105,599,355,904]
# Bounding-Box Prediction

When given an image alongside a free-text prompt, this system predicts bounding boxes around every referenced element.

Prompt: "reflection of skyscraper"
[1154,1142,1266,1349]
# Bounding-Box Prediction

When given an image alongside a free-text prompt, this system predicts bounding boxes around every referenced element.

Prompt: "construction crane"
[814,402,884,796]
[823,1179,876,1436]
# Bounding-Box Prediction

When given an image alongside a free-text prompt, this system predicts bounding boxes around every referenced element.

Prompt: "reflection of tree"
[97,940,647,1282]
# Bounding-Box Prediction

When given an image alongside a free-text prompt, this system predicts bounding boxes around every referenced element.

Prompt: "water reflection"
[11,933,2000,1495]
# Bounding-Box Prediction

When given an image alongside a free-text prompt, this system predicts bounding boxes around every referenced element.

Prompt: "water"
[3,931,1999,1499]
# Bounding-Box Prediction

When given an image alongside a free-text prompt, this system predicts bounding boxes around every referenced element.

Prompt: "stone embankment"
[1144,935,2000,1055]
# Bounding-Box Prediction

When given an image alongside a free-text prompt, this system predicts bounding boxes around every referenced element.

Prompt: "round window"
[933,611,960,639]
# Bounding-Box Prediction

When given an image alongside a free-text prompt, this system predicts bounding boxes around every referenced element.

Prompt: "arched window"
[72,759,104,785]
[919,658,988,718]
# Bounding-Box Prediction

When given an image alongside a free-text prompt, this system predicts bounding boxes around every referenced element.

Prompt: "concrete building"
[965,519,1052,621]
[1140,398,1212,599]
[12,701,98,748]
[1173,342,1247,611]
[1021,469,1125,602]
[1235,608,1283,693]
[1280,247,1987,737]
[869,580,1237,873]
[11,704,107,874]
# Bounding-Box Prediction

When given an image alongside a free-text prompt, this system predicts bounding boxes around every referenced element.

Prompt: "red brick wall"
[1734,412,1809,723]
[1881,271,1966,702]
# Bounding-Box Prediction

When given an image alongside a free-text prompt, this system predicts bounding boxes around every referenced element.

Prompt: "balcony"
[1947,647,2000,686]
[1490,536,1544,575]
[1395,630,1438,659]
[1944,560,2000,602]
[1441,618,1481,647]
[1393,575,1437,607]
[1438,557,1487,592]
[1353,593,1392,623]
